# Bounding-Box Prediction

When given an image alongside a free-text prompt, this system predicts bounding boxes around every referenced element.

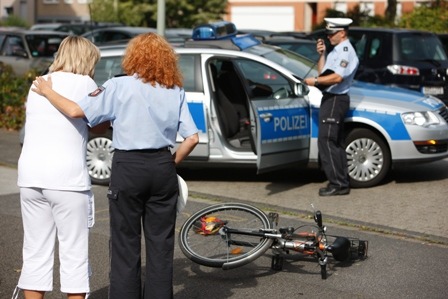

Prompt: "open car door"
[235,59,311,173]
[250,92,310,173]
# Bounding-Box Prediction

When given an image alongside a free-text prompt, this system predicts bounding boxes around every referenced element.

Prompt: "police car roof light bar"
[192,21,238,40]
[231,34,261,49]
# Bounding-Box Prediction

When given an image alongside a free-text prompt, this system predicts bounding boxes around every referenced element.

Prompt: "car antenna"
[303,59,318,81]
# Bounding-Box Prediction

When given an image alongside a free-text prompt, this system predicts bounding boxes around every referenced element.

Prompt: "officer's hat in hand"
[177,175,188,213]
[324,18,353,34]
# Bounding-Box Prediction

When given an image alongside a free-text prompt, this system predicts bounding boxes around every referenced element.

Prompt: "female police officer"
[304,18,359,196]
[32,33,199,299]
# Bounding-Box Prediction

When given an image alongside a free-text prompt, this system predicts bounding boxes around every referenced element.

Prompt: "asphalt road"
[1,128,448,298]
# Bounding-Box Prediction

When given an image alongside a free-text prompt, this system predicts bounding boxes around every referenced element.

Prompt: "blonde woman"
[32,33,199,299]
[13,36,101,299]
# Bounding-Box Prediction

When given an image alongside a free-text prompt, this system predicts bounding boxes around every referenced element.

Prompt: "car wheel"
[345,128,391,188]
[87,134,114,185]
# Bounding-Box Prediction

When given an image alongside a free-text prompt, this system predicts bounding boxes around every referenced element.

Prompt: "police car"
[88,22,448,188]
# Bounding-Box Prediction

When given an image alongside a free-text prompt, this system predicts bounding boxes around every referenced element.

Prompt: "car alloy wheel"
[345,128,391,188]
[87,136,114,185]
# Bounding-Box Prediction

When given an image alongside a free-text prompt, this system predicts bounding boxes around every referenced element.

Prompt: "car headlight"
[401,111,440,126]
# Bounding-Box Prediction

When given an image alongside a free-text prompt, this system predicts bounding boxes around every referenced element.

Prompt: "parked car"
[31,22,123,35]
[0,28,68,75]
[30,23,64,31]
[81,26,157,45]
[85,22,448,187]
[81,26,192,46]
[308,27,448,105]
[438,33,448,55]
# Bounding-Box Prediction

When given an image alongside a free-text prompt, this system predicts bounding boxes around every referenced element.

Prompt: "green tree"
[89,0,227,28]
[399,1,448,33]
[0,15,28,28]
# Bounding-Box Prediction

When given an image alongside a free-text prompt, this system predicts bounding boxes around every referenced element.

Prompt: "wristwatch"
[314,77,318,86]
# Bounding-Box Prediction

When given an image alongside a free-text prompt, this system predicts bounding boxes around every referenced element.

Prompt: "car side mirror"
[295,82,310,96]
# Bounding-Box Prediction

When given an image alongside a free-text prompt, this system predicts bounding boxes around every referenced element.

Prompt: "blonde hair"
[122,32,183,88]
[49,36,100,78]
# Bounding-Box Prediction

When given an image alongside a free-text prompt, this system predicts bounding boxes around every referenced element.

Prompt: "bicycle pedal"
[268,212,279,226]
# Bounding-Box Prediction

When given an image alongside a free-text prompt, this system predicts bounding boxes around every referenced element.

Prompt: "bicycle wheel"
[179,203,274,270]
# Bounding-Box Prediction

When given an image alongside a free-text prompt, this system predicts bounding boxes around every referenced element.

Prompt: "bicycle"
[179,202,368,279]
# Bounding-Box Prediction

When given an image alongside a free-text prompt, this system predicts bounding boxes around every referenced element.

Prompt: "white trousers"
[17,187,94,294]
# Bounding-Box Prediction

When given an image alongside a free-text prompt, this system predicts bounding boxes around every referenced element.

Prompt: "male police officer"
[304,18,359,196]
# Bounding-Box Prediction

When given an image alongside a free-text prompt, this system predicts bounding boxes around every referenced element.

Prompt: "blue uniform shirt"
[78,74,198,150]
[322,39,359,94]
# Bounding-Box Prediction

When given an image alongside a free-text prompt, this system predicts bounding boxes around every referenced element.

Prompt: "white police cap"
[324,18,353,34]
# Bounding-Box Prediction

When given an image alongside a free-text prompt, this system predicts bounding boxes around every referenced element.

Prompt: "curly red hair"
[122,33,183,88]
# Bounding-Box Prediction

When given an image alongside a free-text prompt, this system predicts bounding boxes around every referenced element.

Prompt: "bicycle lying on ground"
[179,203,368,279]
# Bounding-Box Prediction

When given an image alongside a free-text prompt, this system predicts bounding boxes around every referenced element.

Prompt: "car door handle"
[259,113,272,122]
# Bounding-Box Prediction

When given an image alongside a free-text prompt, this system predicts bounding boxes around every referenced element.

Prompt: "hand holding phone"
[317,38,325,55]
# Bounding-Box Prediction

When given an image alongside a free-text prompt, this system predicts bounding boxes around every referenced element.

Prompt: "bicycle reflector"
[193,216,226,235]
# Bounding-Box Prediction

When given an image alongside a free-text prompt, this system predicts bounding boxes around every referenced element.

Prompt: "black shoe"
[319,186,350,196]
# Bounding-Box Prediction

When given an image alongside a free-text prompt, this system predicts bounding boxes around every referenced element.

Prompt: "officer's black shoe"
[319,186,350,196]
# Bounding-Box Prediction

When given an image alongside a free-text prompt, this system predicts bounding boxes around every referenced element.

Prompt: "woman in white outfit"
[13,36,101,299]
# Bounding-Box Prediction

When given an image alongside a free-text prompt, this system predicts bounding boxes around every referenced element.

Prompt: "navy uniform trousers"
[107,149,177,299]
[318,92,350,188]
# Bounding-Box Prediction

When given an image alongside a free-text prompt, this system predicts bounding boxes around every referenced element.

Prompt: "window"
[360,2,375,17]
[3,36,26,57]
[25,35,64,57]
[334,2,347,14]
[398,34,448,61]
[236,59,292,99]
[93,55,123,86]
[178,54,202,92]
[369,38,381,59]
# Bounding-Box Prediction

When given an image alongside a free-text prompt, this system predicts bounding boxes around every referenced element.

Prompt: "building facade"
[226,0,430,32]
[1,0,430,31]
[1,0,91,25]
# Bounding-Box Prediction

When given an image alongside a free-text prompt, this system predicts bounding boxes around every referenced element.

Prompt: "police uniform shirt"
[322,39,359,94]
[77,74,199,150]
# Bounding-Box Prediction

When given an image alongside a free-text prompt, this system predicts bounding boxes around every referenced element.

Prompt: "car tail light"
[387,65,420,76]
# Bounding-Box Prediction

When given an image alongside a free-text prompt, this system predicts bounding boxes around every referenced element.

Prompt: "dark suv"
[309,27,448,105]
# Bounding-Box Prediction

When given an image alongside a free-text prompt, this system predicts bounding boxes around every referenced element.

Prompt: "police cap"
[324,18,353,34]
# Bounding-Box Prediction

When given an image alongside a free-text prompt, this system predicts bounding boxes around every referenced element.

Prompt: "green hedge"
[0,62,38,130]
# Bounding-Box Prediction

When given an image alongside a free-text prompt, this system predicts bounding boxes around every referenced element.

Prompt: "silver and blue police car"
[88,22,448,188]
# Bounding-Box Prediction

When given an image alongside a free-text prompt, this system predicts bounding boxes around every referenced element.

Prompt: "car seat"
[217,61,250,129]
[210,63,240,139]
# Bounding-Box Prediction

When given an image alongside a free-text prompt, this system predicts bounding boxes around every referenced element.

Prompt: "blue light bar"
[231,35,261,49]
[192,21,237,40]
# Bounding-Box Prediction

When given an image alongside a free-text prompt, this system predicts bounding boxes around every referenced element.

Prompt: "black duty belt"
[322,92,348,97]
[115,147,170,153]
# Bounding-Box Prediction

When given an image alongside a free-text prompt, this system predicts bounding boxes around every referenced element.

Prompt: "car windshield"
[244,44,318,79]
[25,34,65,57]
[398,33,447,62]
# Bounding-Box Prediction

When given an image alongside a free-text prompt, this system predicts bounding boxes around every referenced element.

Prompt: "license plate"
[422,86,444,95]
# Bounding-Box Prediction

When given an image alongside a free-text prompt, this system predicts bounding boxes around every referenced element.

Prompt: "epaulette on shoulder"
[114,73,127,78]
